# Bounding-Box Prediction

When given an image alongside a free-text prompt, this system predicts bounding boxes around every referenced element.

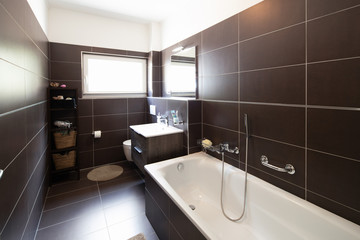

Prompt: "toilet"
[123,140,133,161]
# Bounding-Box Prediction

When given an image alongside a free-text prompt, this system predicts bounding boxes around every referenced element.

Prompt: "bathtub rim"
[145,151,360,240]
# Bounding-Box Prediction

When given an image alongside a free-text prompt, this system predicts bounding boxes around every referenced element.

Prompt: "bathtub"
[145,152,360,240]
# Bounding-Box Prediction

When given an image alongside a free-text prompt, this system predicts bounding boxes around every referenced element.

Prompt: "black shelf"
[51,146,77,154]
[48,87,80,185]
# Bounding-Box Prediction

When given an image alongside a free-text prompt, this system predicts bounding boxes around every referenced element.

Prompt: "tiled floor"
[35,162,158,240]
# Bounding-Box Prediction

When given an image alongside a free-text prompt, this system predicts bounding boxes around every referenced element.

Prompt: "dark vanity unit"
[130,123,184,174]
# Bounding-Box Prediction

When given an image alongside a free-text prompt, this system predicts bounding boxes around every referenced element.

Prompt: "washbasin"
[130,123,183,138]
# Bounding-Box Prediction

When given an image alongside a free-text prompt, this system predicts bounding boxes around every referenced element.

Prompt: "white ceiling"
[48,0,194,23]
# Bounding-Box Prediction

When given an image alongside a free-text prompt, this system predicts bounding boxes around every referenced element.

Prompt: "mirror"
[167,46,197,98]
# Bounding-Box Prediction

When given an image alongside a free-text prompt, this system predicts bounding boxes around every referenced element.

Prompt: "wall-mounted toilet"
[123,140,133,161]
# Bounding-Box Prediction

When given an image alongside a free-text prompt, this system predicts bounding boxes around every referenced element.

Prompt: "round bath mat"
[87,165,123,182]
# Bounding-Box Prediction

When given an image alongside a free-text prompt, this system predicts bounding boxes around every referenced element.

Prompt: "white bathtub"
[145,152,360,240]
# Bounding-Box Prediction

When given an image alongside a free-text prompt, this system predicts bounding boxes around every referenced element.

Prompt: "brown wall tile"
[307,0,360,19]
[240,65,305,104]
[240,24,305,71]
[93,99,127,115]
[50,62,81,80]
[94,114,127,131]
[128,98,146,113]
[50,42,91,62]
[201,14,238,53]
[200,73,239,101]
[201,44,238,76]
[308,108,360,160]
[94,130,127,150]
[188,101,202,124]
[307,58,360,107]
[307,150,360,213]
[239,0,305,41]
[94,147,124,165]
[240,104,305,146]
[203,101,238,131]
[307,7,360,62]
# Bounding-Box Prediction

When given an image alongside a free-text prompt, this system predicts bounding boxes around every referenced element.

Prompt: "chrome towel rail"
[0,169,3,181]
[261,155,295,175]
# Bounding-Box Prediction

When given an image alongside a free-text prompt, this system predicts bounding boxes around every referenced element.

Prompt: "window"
[82,53,147,96]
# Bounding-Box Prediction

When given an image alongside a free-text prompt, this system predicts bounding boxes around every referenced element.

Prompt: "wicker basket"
[52,150,76,170]
[53,130,77,149]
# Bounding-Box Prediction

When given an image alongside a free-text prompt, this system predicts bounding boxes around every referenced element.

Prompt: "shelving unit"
[48,87,80,185]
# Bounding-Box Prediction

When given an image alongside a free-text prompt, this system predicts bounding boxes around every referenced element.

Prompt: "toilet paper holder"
[92,130,102,138]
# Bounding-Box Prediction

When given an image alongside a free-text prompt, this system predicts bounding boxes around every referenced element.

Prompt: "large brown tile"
[108,214,155,240]
[307,150,360,212]
[128,113,147,127]
[0,5,26,67]
[93,98,127,115]
[307,0,360,19]
[128,98,146,113]
[0,110,27,169]
[307,58,360,108]
[78,116,93,134]
[47,174,97,197]
[203,101,238,131]
[200,73,239,101]
[94,146,124,166]
[36,210,107,240]
[91,47,127,56]
[44,185,99,211]
[39,196,102,228]
[239,0,305,41]
[101,183,145,209]
[78,134,93,152]
[50,61,81,80]
[201,44,238,76]
[26,127,47,176]
[145,174,170,218]
[94,130,127,150]
[78,151,94,169]
[240,24,305,71]
[25,72,47,105]
[0,151,27,230]
[201,14,238,53]
[307,192,360,225]
[240,104,305,146]
[1,188,29,240]
[189,124,202,148]
[188,100,202,124]
[0,0,26,29]
[307,108,360,160]
[24,40,48,78]
[78,99,93,117]
[104,196,145,226]
[307,7,360,62]
[94,114,127,131]
[240,65,305,104]
[240,135,305,187]
[50,43,91,62]
[26,103,47,142]
[0,60,26,114]
[98,174,144,196]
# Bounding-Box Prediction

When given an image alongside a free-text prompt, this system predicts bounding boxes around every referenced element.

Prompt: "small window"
[82,53,147,96]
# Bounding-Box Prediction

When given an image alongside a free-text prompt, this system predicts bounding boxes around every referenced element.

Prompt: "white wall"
[48,7,150,52]
[160,0,263,49]
[27,0,48,35]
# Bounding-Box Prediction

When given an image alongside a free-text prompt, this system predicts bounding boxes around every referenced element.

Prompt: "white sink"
[130,123,183,138]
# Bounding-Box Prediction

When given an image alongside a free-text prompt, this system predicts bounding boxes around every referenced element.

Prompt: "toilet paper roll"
[93,130,101,138]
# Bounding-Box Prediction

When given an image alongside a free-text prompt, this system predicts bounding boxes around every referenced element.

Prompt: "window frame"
[81,51,148,98]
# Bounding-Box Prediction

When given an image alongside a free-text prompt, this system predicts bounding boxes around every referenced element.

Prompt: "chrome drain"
[189,204,196,210]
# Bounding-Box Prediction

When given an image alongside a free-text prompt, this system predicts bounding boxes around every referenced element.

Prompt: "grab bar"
[0,169,3,181]
[260,155,295,175]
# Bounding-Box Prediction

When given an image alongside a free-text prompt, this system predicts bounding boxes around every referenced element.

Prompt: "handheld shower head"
[244,114,249,138]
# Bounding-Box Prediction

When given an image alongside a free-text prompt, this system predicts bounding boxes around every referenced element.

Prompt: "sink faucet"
[159,115,169,126]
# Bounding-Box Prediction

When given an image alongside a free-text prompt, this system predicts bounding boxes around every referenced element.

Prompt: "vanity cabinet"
[130,128,183,174]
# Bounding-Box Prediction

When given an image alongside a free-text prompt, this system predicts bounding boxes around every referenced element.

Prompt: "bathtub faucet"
[220,143,239,154]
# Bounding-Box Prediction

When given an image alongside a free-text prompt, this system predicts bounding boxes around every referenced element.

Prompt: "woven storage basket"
[53,130,77,149]
[52,150,76,170]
